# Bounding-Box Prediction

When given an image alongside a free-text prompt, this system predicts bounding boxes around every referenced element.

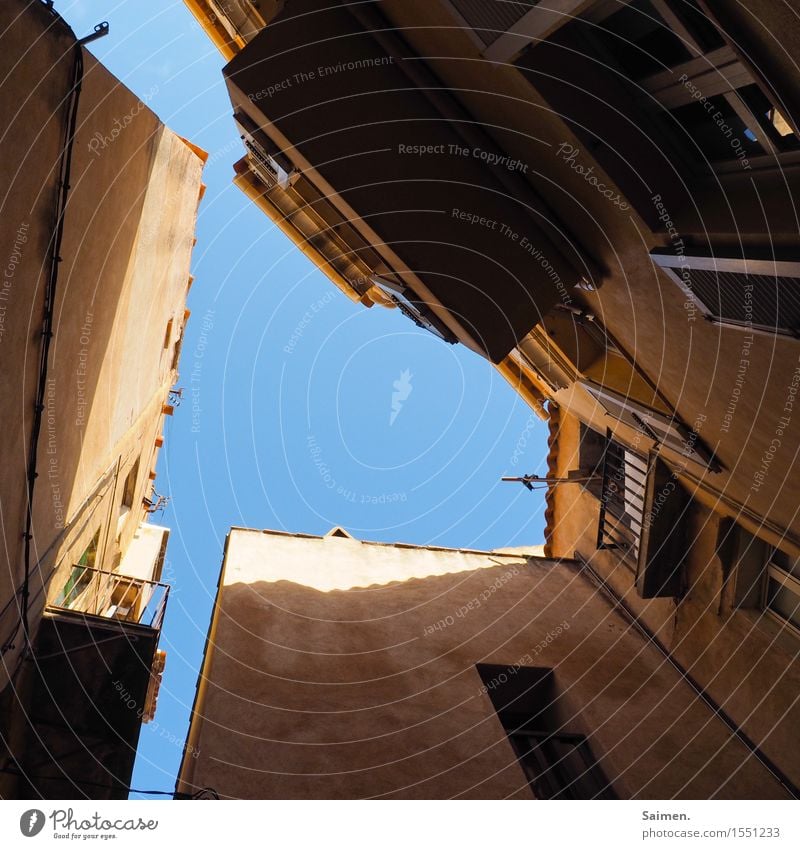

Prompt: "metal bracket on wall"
[78,22,109,46]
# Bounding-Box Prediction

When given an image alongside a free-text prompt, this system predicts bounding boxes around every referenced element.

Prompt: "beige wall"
[548,408,800,791]
[117,524,169,584]
[0,1,203,690]
[178,528,790,799]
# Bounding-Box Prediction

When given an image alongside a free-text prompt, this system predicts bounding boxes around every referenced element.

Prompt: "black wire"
[0,765,217,799]
[20,33,85,648]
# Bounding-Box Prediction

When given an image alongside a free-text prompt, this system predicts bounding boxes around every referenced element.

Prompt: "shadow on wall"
[180,556,791,799]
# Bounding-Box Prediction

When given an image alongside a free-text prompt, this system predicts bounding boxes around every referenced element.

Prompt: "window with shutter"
[596,438,648,566]
[576,423,688,596]
[447,0,540,47]
[580,380,717,469]
[651,250,800,338]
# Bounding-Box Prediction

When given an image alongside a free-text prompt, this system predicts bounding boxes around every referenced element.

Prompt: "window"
[718,523,800,635]
[595,435,648,566]
[580,380,717,469]
[478,665,615,799]
[583,428,687,597]
[651,250,800,338]
[243,139,291,191]
[234,106,294,191]
[121,461,139,509]
[370,276,458,343]
[764,550,800,635]
[598,0,797,169]
[54,530,100,608]
[515,0,798,219]
[117,459,140,536]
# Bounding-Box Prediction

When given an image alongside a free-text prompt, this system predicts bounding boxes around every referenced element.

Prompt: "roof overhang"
[223,0,587,362]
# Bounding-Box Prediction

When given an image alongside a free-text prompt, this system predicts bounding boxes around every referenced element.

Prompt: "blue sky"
[59,0,548,797]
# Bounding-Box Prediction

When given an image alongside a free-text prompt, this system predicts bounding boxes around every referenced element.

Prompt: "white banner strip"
[1,800,797,848]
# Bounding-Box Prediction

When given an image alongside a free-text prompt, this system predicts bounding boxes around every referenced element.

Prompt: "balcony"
[223,0,589,362]
[49,566,169,630]
[12,568,170,798]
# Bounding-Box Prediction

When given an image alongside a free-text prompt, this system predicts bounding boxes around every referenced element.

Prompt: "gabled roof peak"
[325,526,356,540]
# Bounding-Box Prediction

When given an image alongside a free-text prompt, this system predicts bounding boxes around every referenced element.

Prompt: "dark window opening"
[121,460,139,509]
[594,0,693,81]
[578,422,610,476]
[117,459,141,538]
[479,665,616,799]
[737,84,800,153]
[667,95,763,162]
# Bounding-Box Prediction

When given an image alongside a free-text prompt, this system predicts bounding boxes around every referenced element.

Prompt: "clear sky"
[58,0,549,797]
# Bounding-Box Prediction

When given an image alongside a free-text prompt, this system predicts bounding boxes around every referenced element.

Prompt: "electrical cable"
[20,30,85,653]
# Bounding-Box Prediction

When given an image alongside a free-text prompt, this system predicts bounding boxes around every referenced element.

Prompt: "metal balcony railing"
[48,567,169,631]
[596,440,648,565]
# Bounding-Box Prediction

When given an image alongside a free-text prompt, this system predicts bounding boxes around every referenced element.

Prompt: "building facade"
[186,0,800,554]
[176,527,793,799]
[178,2,800,799]
[543,404,800,795]
[0,0,205,798]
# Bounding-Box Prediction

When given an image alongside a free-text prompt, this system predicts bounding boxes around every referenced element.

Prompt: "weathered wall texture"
[374,0,800,545]
[0,1,203,691]
[549,408,800,792]
[205,0,800,550]
[178,529,790,799]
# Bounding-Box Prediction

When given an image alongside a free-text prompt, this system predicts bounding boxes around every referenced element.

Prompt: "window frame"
[762,554,800,638]
[508,728,616,799]
[512,0,798,179]
[620,1,798,170]
[721,524,800,638]
[580,379,718,470]
[595,432,649,569]
[650,249,800,338]
[441,0,647,63]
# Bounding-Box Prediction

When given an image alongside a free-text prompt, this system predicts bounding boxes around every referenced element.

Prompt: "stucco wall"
[232,0,800,544]
[178,529,790,799]
[0,0,203,691]
[549,408,800,791]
